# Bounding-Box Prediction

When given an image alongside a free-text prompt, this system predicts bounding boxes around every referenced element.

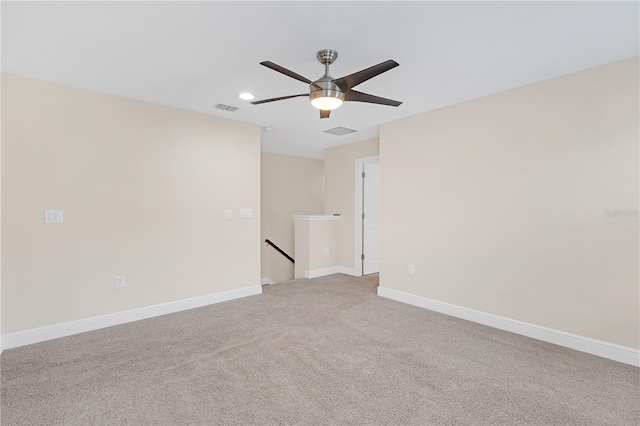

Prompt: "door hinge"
[361,254,365,260]
[361,213,365,219]
[362,172,365,178]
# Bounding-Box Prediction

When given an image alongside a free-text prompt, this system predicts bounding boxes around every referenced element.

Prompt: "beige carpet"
[1,273,638,425]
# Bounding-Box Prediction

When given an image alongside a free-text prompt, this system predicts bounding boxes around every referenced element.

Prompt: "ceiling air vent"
[215,104,238,112]
[323,126,357,136]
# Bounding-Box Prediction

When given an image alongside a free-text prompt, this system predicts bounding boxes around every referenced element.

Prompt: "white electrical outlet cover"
[115,276,126,288]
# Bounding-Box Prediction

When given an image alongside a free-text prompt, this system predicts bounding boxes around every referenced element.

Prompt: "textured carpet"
[1,273,638,425]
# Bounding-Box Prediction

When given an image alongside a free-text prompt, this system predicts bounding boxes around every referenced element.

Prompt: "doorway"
[355,156,380,276]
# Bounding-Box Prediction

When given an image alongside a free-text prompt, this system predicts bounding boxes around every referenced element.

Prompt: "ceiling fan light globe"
[311,97,343,111]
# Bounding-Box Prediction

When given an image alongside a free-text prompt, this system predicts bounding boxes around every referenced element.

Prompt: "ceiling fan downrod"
[316,49,338,76]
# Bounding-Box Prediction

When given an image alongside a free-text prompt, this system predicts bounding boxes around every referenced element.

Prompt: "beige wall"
[1,74,261,334]
[0,76,2,344]
[294,220,311,279]
[380,58,639,349]
[324,138,379,271]
[309,220,340,271]
[294,218,341,278]
[261,152,324,283]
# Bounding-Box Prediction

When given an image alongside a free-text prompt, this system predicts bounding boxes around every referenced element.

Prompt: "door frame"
[354,155,380,276]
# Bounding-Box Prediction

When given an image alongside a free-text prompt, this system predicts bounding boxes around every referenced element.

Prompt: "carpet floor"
[1,274,638,425]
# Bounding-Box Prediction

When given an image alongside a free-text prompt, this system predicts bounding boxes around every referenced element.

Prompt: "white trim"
[354,155,379,277]
[1,285,263,351]
[377,287,640,367]
[337,266,359,276]
[304,266,358,278]
[304,266,342,279]
[260,277,276,285]
[304,266,360,278]
[293,215,341,221]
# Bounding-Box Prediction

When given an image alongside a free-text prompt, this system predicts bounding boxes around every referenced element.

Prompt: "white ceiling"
[2,1,638,159]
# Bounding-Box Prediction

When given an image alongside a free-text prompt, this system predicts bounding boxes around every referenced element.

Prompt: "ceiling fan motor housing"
[309,77,345,104]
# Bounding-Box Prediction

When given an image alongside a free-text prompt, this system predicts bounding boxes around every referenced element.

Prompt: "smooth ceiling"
[2,1,638,158]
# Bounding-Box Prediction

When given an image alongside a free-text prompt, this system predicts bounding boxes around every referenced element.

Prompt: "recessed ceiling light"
[239,92,255,100]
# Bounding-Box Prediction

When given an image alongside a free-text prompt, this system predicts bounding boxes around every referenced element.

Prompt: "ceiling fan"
[251,49,402,119]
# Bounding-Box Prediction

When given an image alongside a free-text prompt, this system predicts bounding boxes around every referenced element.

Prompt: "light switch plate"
[240,208,252,218]
[45,210,64,224]
[225,209,233,220]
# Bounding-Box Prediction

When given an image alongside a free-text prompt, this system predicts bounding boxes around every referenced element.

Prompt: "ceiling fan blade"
[320,109,331,119]
[333,60,399,91]
[260,61,313,85]
[344,90,402,107]
[251,94,309,105]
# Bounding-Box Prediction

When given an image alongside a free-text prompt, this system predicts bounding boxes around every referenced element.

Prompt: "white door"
[362,162,380,275]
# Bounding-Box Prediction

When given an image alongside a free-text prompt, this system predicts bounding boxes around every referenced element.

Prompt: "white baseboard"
[1,285,263,352]
[304,266,361,279]
[337,266,360,277]
[304,266,341,279]
[260,277,276,285]
[377,287,639,367]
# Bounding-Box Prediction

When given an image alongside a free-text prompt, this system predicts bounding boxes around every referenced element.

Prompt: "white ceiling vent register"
[214,104,238,112]
[323,126,357,136]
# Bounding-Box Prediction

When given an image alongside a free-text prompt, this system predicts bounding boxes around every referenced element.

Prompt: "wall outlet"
[115,276,125,289]
[225,209,233,220]
[407,264,415,275]
[324,247,330,255]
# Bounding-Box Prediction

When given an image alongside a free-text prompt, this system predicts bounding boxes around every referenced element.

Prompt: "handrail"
[265,239,295,263]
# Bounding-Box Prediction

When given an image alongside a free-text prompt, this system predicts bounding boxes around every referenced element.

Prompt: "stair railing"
[264,239,295,263]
